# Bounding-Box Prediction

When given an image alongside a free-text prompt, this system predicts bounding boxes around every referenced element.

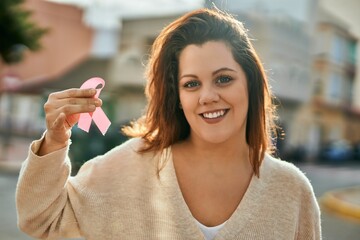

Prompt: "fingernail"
[90,89,96,94]
[95,99,102,106]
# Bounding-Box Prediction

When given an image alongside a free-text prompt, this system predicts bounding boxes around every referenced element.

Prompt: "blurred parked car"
[319,140,352,163]
[352,142,360,161]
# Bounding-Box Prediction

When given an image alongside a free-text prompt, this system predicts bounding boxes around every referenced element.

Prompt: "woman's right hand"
[38,88,102,156]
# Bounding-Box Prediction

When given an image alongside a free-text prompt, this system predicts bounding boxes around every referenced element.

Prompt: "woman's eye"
[183,81,200,88]
[216,75,233,84]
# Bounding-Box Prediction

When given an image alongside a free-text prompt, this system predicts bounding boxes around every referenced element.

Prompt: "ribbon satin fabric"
[77,77,111,135]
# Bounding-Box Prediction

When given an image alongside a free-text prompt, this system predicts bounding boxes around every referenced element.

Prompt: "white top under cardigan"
[195,218,227,240]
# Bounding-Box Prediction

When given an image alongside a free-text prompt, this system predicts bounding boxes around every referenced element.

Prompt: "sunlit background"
[0,0,359,239]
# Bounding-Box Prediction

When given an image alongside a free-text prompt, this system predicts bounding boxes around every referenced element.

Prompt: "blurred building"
[107,16,179,123]
[0,0,94,137]
[302,7,359,157]
[0,0,203,139]
[1,0,359,163]
[320,0,360,110]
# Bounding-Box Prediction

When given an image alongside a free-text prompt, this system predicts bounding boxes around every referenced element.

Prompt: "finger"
[63,114,72,128]
[52,112,67,129]
[50,88,97,100]
[51,97,102,109]
[60,103,97,116]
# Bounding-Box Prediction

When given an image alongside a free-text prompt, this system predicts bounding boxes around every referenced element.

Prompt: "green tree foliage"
[0,0,48,64]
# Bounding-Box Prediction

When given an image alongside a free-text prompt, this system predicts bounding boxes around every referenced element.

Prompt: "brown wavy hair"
[123,8,277,176]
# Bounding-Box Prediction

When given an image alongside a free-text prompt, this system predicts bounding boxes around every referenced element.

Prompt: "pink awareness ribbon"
[77,77,111,135]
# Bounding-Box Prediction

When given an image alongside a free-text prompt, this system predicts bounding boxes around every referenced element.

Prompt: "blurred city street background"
[1,0,360,239]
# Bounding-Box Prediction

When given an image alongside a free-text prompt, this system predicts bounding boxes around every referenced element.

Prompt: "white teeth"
[202,110,225,119]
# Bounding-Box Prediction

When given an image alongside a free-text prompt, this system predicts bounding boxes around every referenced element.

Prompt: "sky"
[48,0,205,18]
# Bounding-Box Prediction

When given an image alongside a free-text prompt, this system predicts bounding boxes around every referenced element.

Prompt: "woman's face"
[178,41,249,145]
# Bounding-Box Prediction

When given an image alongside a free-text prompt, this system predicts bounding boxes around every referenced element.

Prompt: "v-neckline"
[159,146,266,239]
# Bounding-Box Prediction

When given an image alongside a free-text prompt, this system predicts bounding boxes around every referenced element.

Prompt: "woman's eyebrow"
[179,74,197,80]
[212,67,236,76]
[179,67,236,80]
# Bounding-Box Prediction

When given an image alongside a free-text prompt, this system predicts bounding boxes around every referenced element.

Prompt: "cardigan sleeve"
[16,135,82,239]
[296,181,322,240]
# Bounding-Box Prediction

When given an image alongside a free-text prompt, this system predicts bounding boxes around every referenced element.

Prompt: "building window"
[331,34,345,64]
[343,76,353,104]
[331,34,357,66]
[349,41,357,65]
[326,72,342,104]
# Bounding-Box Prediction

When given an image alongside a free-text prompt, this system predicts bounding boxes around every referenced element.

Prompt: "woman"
[16,8,321,240]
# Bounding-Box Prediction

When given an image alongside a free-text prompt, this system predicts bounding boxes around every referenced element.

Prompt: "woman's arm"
[296,184,322,240]
[16,136,81,239]
[16,88,101,239]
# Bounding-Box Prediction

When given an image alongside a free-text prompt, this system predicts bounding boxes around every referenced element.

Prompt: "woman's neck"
[176,135,251,172]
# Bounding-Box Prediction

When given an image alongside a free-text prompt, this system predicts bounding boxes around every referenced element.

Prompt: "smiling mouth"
[200,109,229,119]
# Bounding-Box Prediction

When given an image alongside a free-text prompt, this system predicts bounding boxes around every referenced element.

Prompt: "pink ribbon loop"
[77,77,111,135]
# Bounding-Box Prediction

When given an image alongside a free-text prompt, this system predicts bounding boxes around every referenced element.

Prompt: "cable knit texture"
[16,137,321,239]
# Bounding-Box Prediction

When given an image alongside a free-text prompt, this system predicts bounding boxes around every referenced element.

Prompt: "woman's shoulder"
[76,137,157,177]
[261,153,314,193]
[104,137,146,158]
[70,138,161,197]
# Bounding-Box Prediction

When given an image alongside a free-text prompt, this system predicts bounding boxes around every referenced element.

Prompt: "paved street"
[0,161,359,239]
[0,172,32,240]
[298,162,360,240]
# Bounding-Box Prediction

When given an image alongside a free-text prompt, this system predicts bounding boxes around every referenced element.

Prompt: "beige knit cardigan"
[16,137,321,240]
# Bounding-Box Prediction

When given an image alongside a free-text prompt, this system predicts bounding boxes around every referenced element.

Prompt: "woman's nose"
[199,86,220,105]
